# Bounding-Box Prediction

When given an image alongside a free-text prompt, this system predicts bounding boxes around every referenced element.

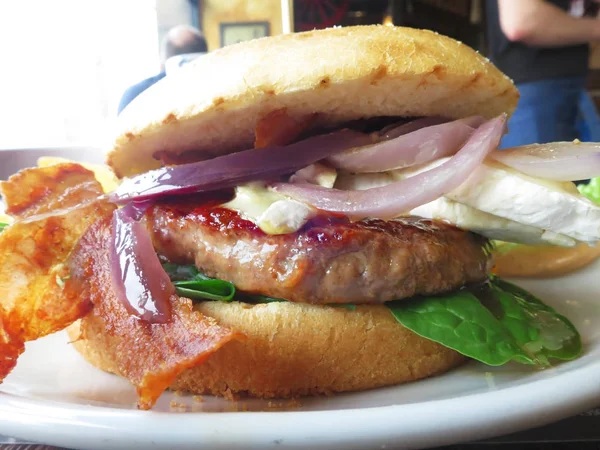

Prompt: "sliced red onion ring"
[110,129,371,204]
[491,142,600,181]
[327,116,487,173]
[110,203,174,323]
[377,116,449,140]
[273,115,507,220]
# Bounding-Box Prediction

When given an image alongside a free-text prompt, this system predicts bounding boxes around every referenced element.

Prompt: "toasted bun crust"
[68,301,464,398]
[108,25,518,178]
[493,243,600,278]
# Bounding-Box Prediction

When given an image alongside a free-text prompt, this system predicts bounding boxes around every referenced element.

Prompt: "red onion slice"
[273,115,507,220]
[327,116,486,173]
[491,142,600,181]
[110,203,174,323]
[110,129,371,204]
[377,116,449,140]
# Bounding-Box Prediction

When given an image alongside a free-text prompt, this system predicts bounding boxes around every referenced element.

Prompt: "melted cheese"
[223,183,315,235]
[336,160,599,246]
[223,159,600,245]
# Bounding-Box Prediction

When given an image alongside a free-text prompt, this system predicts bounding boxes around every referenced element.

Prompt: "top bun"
[108,25,519,178]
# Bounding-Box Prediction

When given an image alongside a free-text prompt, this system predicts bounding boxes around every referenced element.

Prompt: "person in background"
[486,0,600,148]
[118,25,207,115]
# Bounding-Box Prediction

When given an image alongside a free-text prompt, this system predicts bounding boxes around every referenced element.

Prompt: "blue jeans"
[500,76,587,149]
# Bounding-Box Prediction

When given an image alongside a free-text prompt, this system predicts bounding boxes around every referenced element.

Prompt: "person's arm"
[498,0,600,47]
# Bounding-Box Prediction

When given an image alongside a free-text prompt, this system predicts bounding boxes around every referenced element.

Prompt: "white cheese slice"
[388,159,600,243]
[411,197,576,247]
[223,158,600,244]
[258,199,315,235]
[222,183,315,235]
[223,182,284,221]
[337,160,597,246]
[443,161,600,243]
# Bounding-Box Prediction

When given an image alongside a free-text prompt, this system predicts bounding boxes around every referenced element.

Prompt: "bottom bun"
[493,243,600,278]
[68,301,465,398]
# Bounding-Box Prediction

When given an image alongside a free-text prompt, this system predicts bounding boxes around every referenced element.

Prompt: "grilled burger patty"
[145,198,492,304]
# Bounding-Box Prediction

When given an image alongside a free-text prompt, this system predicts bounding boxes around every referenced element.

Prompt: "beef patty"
[145,198,492,304]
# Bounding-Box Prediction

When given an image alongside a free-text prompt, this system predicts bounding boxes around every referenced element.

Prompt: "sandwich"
[1,25,599,410]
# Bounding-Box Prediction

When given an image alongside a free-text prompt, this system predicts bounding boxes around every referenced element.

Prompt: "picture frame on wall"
[219,21,270,47]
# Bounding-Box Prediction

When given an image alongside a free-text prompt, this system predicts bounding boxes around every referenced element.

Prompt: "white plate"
[1,149,600,449]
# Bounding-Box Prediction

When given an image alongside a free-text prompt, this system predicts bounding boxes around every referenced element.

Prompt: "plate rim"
[1,352,600,450]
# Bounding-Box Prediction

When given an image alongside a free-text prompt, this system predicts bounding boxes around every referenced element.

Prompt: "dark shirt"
[117,72,166,115]
[486,0,590,84]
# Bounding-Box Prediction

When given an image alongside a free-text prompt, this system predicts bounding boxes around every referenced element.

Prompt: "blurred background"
[1,0,599,150]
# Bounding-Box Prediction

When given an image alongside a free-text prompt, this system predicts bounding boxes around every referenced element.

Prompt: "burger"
[0,25,598,410]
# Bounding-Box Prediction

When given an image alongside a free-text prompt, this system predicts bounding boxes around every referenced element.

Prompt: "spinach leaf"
[174,279,235,302]
[0,222,7,233]
[162,263,236,302]
[331,304,356,311]
[386,277,581,367]
[491,277,581,363]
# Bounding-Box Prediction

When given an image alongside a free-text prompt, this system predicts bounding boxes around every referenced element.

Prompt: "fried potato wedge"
[0,163,115,381]
[0,163,238,409]
[38,156,120,193]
